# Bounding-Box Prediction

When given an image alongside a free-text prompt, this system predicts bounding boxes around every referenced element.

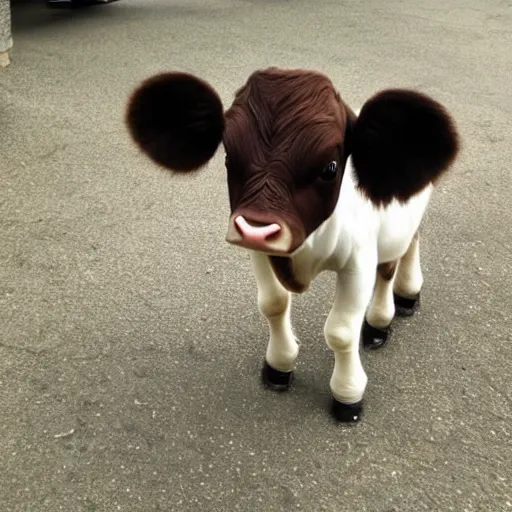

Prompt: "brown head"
[126,68,459,255]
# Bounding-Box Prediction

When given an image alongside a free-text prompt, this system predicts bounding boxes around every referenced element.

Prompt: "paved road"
[1,0,511,510]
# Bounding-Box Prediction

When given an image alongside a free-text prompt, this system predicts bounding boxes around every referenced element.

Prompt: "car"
[47,0,119,7]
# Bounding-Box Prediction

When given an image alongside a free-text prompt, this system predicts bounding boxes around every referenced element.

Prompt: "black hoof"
[261,361,294,391]
[331,398,363,423]
[362,320,389,349]
[394,292,420,316]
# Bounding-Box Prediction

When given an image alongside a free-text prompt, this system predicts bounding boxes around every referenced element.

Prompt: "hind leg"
[363,261,397,349]
[394,231,422,316]
[364,231,424,347]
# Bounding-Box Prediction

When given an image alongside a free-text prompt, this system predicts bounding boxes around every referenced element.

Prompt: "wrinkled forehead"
[223,69,347,165]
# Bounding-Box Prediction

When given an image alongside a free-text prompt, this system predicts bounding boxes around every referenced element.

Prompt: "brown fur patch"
[126,73,225,172]
[377,261,397,281]
[269,256,306,293]
[352,89,459,206]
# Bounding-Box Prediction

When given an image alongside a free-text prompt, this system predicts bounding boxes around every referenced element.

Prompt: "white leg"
[394,232,423,298]
[363,262,398,349]
[324,254,376,420]
[251,252,298,373]
[366,262,397,329]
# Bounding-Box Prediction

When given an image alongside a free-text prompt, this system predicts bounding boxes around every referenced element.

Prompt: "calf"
[126,67,459,422]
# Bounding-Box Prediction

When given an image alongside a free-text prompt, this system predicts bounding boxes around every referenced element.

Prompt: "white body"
[251,158,429,405]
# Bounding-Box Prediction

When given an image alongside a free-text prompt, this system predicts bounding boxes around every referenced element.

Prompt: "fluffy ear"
[126,72,225,172]
[350,89,459,206]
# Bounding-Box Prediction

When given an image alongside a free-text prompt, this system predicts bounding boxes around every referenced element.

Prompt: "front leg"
[324,254,376,422]
[251,252,298,390]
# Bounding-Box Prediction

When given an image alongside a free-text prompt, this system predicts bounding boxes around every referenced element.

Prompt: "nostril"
[235,216,281,242]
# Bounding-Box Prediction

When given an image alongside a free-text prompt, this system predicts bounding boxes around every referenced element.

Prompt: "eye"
[319,160,339,181]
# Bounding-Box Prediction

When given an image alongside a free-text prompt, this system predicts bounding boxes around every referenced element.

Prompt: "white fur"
[251,158,430,404]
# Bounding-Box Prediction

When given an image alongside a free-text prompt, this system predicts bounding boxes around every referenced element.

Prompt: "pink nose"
[234,216,281,244]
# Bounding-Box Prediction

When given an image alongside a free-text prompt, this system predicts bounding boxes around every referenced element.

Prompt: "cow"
[125,67,459,422]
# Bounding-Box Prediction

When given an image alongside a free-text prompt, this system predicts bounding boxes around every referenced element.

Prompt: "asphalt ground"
[1,0,511,510]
